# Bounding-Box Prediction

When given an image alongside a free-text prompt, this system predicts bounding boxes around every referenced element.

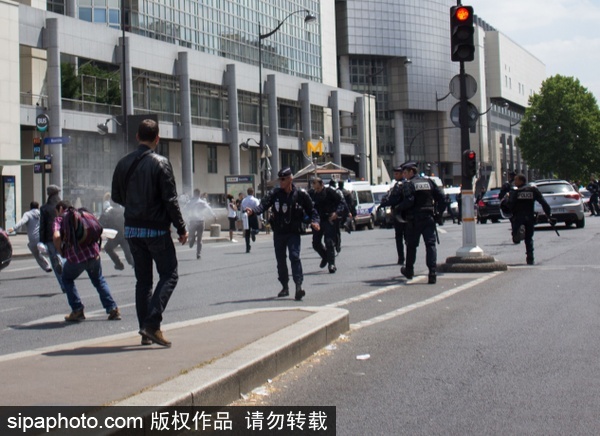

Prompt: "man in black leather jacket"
[112,119,188,347]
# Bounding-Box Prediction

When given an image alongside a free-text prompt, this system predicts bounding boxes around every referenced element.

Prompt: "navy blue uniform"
[397,176,445,280]
[586,180,599,215]
[252,185,318,290]
[309,186,346,271]
[379,180,406,264]
[506,185,552,264]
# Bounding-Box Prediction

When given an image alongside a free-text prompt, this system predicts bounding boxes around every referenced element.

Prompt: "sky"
[473,0,600,103]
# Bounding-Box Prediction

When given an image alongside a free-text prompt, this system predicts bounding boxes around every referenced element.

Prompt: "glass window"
[207,145,218,174]
[94,8,107,23]
[79,7,93,22]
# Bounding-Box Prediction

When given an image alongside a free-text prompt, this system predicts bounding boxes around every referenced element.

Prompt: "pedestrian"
[586,176,599,216]
[99,193,134,270]
[505,174,555,265]
[53,201,121,322]
[456,189,463,224]
[396,161,446,284]
[245,167,319,301]
[226,194,238,242]
[236,192,244,232]
[498,171,516,200]
[111,118,188,347]
[443,194,455,224]
[38,184,66,292]
[185,188,216,259]
[308,177,346,273]
[240,187,260,253]
[378,164,406,265]
[8,201,52,273]
[338,180,356,234]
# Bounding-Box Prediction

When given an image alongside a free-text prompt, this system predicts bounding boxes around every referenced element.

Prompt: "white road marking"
[350,272,503,330]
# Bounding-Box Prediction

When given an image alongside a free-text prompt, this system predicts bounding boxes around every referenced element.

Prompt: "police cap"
[277,167,292,178]
[401,161,418,171]
[393,164,403,172]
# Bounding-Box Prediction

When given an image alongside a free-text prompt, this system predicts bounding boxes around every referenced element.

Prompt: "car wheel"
[480,218,487,224]
[492,218,499,223]
[576,216,585,228]
[565,221,574,228]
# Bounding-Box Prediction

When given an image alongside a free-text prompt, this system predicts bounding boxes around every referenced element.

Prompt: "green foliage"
[60,61,121,106]
[518,75,600,181]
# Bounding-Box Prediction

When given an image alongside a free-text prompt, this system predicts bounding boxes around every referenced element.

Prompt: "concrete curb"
[113,306,349,407]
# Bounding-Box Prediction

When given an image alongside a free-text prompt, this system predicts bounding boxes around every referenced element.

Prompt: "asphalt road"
[232,218,600,435]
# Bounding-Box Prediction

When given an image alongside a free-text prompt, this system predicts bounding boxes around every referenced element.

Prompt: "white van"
[371,183,394,227]
[344,181,376,230]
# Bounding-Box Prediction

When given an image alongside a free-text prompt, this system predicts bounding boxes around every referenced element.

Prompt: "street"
[2,217,600,434]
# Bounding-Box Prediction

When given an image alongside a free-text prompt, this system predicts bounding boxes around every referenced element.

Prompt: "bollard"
[210,224,221,237]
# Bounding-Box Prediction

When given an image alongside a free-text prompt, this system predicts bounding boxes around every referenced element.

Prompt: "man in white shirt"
[185,189,216,259]
[9,201,52,273]
[240,187,261,253]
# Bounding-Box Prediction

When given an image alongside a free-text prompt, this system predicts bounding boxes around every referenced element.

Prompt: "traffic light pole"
[457,61,481,256]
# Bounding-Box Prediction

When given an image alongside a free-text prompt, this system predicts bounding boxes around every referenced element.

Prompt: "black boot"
[294,283,305,301]
[428,270,437,284]
[401,266,414,280]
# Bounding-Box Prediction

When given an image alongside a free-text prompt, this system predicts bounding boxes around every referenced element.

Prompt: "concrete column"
[119,36,133,152]
[225,64,240,175]
[329,91,341,166]
[177,52,193,195]
[266,74,278,179]
[300,83,312,160]
[393,111,406,168]
[355,97,367,180]
[66,0,76,17]
[45,19,63,188]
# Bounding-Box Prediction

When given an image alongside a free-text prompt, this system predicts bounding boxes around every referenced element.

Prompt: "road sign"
[36,114,49,132]
[450,102,479,128]
[449,74,477,100]
[43,136,71,145]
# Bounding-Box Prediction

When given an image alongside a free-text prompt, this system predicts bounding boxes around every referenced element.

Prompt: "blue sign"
[43,136,71,145]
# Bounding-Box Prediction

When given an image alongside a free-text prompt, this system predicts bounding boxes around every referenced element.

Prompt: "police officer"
[378,164,406,265]
[505,174,554,265]
[396,161,445,284]
[246,168,319,301]
[338,180,356,234]
[586,176,599,216]
[498,171,516,200]
[309,177,346,273]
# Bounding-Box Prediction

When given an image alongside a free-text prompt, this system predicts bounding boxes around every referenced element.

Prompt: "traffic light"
[462,150,477,177]
[450,5,475,62]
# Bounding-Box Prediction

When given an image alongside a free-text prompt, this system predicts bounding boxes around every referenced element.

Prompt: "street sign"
[449,74,477,100]
[36,114,49,132]
[43,136,71,145]
[450,102,479,128]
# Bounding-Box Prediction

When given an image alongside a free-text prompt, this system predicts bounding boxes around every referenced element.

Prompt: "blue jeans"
[128,233,178,330]
[47,243,65,292]
[62,256,117,312]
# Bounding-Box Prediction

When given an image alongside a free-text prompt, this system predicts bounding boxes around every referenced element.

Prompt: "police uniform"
[396,162,445,284]
[378,164,406,264]
[586,179,599,216]
[505,179,553,265]
[250,168,319,300]
[309,180,346,273]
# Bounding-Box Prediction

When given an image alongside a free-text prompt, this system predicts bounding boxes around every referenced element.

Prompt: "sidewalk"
[2,233,349,417]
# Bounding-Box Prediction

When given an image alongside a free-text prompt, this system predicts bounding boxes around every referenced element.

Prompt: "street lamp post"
[120,0,129,154]
[258,9,316,196]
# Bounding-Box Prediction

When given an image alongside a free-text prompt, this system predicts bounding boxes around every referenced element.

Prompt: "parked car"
[443,186,461,221]
[477,188,503,223]
[579,188,591,212]
[372,184,394,228]
[531,179,585,228]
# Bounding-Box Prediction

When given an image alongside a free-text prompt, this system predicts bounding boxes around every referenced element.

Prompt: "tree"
[518,75,600,181]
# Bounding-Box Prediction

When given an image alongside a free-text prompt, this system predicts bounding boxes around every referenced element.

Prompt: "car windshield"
[372,192,387,203]
[537,183,573,194]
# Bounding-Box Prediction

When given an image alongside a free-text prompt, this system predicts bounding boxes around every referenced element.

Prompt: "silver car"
[531,179,585,228]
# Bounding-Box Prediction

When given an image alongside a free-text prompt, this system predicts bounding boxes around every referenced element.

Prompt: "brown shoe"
[140,327,172,347]
[107,308,121,321]
[64,308,85,322]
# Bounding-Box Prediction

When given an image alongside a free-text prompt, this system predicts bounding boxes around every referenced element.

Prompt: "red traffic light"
[467,151,475,160]
[455,6,471,21]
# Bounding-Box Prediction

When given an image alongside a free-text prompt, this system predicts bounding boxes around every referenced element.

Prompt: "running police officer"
[586,176,599,216]
[396,161,445,284]
[338,180,356,234]
[505,174,554,265]
[378,164,406,265]
[309,177,346,273]
[246,168,319,301]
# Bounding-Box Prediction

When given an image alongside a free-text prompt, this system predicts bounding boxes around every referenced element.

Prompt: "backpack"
[60,207,103,250]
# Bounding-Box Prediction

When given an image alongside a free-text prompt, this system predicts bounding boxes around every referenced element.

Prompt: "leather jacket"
[111,145,186,235]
